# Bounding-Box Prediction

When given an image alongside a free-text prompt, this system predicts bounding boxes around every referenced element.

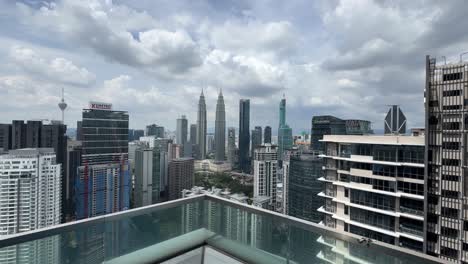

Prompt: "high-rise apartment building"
[145,124,164,138]
[278,97,293,160]
[0,120,68,221]
[264,126,272,144]
[215,90,226,161]
[77,121,83,141]
[253,144,278,211]
[424,56,468,262]
[167,158,194,200]
[288,151,323,223]
[319,135,425,252]
[0,148,61,263]
[0,148,61,234]
[197,91,207,159]
[239,99,250,173]
[311,115,346,152]
[75,163,130,219]
[134,148,160,207]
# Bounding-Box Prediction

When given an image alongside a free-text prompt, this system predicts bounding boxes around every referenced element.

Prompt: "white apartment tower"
[253,144,278,211]
[0,148,61,263]
[318,135,425,253]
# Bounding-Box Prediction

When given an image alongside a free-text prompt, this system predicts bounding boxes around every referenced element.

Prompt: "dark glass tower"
[251,126,262,159]
[288,152,323,223]
[239,99,250,173]
[264,126,272,144]
[81,106,129,165]
[310,115,346,152]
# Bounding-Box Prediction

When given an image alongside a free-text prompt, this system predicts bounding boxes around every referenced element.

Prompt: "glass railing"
[0,195,441,264]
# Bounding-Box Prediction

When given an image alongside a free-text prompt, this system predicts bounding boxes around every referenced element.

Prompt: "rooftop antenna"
[58,87,67,124]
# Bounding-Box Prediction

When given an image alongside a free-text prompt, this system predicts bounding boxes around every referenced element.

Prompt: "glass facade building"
[81,108,129,165]
[288,151,323,223]
[310,115,346,152]
[239,99,250,173]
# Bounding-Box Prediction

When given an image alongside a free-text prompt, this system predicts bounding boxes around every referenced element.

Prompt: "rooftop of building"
[320,135,424,146]
[2,148,56,157]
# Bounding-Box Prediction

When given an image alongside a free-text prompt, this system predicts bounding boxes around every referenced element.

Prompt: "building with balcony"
[253,144,278,211]
[425,56,468,263]
[318,135,425,253]
[0,148,61,263]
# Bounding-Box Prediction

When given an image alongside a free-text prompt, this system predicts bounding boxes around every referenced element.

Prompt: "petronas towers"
[196,89,225,161]
[196,90,207,159]
[215,90,225,161]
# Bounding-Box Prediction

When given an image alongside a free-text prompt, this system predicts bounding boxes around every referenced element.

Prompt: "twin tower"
[196,89,225,161]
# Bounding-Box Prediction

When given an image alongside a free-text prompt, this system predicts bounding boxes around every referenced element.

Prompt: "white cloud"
[18,0,202,76]
[9,46,96,86]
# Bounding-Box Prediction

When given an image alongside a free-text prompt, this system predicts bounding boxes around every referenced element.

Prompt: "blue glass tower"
[278,97,293,160]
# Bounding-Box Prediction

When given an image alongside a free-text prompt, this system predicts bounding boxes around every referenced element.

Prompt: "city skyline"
[2,1,465,132]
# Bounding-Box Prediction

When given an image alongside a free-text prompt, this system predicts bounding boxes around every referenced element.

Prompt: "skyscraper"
[0,148,61,262]
[0,148,61,233]
[145,124,164,138]
[227,127,237,166]
[239,99,250,173]
[176,115,188,157]
[288,151,323,223]
[0,120,68,221]
[215,90,226,161]
[278,97,293,160]
[424,55,468,262]
[81,102,129,165]
[264,126,272,144]
[76,102,130,219]
[251,126,262,159]
[310,115,346,152]
[197,90,207,159]
[168,158,194,200]
[0,124,11,150]
[134,148,160,207]
[253,144,278,211]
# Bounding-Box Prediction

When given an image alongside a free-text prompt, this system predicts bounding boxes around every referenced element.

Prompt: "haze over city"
[1,0,465,131]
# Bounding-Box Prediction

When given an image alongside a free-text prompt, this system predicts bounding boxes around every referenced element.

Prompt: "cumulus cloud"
[200,49,286,97]
[9,46,96,86]
[1,0,468,131]
[18,0,202,76]
[209,19,298,57]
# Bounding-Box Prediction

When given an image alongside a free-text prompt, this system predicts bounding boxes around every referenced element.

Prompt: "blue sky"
[0,0,466,133]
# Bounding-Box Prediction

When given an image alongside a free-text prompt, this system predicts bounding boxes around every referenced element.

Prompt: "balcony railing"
[400,225,424,237]
[399,206,424,217]
[0,195,441,264]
